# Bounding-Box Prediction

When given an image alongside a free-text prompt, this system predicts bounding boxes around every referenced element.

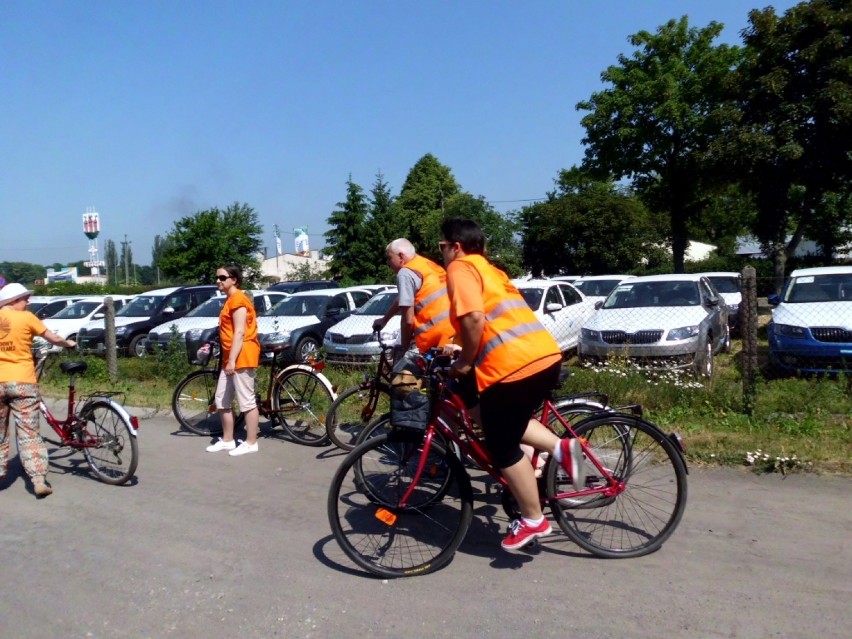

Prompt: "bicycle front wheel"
[273,368,334,446]
[546,414,687,558]
[325,383,391,451]
[77,401,138,485]
[328,431,473,578]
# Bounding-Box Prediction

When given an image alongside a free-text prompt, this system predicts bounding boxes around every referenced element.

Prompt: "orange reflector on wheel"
[429,464,439,477]
[374,507,397,526]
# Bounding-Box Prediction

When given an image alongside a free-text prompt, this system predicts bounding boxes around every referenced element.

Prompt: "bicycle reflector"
[374,507,398,526]
[130,416,140,429]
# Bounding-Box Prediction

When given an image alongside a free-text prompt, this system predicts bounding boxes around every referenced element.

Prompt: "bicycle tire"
[328,430,473,578]
[273,368,334,446]
[546,413,687,558]
[325,383,391,451]
[77,400,138,485]
[172,370,242,436]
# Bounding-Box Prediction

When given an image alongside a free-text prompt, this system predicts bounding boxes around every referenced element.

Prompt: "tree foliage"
[714,0,852,290]
[158,202,263,285]
[323,176,374,284]
[0,261,46,286]
[577,17,742,273]
[520,173,664,276]
[396,153,461,248]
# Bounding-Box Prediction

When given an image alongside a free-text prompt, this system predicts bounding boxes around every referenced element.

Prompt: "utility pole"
[121,235,131,286]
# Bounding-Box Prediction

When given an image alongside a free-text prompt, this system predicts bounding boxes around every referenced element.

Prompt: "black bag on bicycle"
[389,350,431,431]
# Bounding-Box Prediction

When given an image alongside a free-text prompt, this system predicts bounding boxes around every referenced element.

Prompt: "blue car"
[767,266,852,374]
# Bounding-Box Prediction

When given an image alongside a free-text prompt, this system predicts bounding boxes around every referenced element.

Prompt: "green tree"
[324,176,374,283]
[0,261,45,286]
[520,173,662,276]
[366,171,399,283]
[105,239,119,285]
[158,202,263,284]
[396,154,461,248]
[151,234,172,285]
[715,0,852,290]
[442,194,523,276]
[577,17,742,273]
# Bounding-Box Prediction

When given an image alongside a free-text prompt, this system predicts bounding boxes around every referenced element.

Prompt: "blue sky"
[1,0,799,268]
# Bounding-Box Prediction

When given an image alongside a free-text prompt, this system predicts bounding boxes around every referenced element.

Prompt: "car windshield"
[265,295,327,317]
[26,302,48,313]
[187,297,225,317]
[574,279,623,297]
[117,295,165,317]
[707,276,740,293]
[354,292,396,315]
[783,274,852,303]
[51,301,101,319]
[518,288,543,310]
[603,281,701,309]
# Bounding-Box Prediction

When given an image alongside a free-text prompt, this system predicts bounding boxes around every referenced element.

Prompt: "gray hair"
[386,238,416,259]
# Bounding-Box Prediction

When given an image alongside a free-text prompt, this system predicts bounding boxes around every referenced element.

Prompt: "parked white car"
[579,273,730,377]
[572,274,636,306]
[145,290,287,355]
[37,296,135,352]
[513,279,597,354]
[697,272,742,333]
[258,287,373,362]
[323,290,401,366]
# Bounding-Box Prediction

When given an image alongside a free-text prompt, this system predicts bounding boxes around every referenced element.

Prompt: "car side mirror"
[768,293,780,306]
[594,301,603,310]
[325,308,341,317]
[163,307,175,314]
[93,312,104,320]
[545,302,563,313]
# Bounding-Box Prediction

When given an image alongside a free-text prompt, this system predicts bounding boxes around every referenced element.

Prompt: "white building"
[258,250,330,282]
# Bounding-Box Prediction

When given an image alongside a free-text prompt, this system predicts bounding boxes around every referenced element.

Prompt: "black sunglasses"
[216,275,231,282]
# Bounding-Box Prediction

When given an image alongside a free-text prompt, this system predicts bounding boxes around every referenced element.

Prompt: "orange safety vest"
[404,254,455,351]
[449,254,560,392]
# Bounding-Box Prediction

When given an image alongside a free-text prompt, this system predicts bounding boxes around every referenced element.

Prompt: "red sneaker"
[501,518,552,552]
[560,437,586,490]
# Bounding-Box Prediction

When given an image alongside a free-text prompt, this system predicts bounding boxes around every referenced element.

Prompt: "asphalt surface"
[2,403,850,639]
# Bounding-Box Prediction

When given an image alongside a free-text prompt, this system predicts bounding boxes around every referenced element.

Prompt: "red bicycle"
[35,348,139,485]
[327,351,688,578]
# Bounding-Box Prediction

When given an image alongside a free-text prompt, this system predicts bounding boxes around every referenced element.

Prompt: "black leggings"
[478,361,561,469]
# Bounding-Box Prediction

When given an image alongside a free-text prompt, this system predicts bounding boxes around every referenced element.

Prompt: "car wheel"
[721,323,731,354]
[694,338,713,378]
[129,334,147,358]
[295,335,320,362]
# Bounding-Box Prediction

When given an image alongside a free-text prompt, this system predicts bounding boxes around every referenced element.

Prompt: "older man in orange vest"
[372,238,455,352]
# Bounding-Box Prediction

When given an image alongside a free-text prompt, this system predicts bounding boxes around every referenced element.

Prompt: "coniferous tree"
[324,176,373,283]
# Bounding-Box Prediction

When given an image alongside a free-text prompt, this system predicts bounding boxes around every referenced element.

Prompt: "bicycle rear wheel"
[328,431,473,578]
[325,383,391,451]
[273,368,334,446]
[546,414,687,558]
[77,401,138,485]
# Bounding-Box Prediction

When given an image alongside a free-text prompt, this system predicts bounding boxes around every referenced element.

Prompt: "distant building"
[259,250,330,282]
[736,234,852,262]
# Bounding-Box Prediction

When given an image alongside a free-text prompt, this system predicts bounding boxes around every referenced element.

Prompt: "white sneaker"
[229,441,258,456]
[206,438,236,452]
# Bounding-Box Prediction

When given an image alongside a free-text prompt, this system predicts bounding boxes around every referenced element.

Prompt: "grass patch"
[39,350,852,475]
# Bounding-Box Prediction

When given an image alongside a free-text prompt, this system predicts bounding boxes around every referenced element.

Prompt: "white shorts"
[214,369,257,412]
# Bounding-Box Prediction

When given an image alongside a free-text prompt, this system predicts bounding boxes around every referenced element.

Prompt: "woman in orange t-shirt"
[0,283,77,497]
[205,265,261,456]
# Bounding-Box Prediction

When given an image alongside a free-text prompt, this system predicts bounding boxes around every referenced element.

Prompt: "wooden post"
[104,297,118,383]
[741,266,758,415]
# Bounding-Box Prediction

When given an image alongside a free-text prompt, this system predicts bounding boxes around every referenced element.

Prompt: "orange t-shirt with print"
[0,308,47,384]
[219,290,260,369]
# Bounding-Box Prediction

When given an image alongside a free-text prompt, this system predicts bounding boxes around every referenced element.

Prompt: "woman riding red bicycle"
[439,218,585,551]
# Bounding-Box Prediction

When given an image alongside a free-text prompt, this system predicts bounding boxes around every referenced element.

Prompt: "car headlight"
[581,328,600,341]
[775,323,808,339]
[667,325,699,341]
[115,326,128,335]
[380,329,400,343]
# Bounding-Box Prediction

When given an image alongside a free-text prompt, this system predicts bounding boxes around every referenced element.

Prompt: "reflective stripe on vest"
[405,254,455,350]
[449,254,560,391]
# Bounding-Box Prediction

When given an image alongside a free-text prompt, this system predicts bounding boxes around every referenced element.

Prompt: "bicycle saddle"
[60,361,88,374]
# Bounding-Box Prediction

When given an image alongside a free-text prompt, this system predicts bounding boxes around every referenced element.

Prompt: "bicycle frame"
[394,373,626,510]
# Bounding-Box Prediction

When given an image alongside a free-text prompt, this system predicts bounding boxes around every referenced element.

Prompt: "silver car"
[323,290,401,366]
[578,274,730,377]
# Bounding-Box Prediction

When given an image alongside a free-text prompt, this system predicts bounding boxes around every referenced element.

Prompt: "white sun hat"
[0,283,35,308]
